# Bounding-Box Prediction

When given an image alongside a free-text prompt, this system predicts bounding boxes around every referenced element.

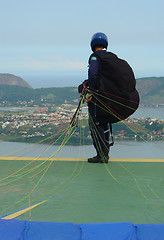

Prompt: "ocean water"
[0,140,163,159]
[131,106,164,120]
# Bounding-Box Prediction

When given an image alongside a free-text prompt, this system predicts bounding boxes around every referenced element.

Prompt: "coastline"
[0,135,163,145]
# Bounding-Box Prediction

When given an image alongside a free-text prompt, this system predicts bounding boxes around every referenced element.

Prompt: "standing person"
[78,32,139,163]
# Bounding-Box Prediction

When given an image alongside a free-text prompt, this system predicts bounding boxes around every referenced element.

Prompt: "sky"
[0,0,164,88]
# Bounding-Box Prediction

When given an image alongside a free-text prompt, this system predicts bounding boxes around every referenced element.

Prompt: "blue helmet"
[90,32,108,51]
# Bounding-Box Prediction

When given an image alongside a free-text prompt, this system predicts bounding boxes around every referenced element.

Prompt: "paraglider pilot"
[78,33,110,163]
[78,32,139,163]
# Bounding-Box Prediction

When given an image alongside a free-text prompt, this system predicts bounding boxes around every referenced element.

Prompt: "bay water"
[0,140,163,159]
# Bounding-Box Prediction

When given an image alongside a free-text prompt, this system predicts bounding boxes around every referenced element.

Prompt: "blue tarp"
[136,224,164,240]
[80,222,136,240]
[0,219,164,240]
[0,219,25,240]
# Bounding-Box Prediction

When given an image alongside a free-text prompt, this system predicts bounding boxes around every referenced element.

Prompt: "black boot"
[88,155,109,163]
[88,155,101,163]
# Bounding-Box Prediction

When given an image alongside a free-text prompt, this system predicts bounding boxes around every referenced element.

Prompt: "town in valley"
[0,98,163,144]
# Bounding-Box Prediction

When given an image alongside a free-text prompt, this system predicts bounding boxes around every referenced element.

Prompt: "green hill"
[0,85,78,106]
[136,77,164,105]
[0,77,163,106]
[0,73,32,88]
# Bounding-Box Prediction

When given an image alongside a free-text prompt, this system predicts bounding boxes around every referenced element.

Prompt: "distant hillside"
[0,77,163,106]
[136,77,164,105]
[0,73,32,88]
[0,85,78,106]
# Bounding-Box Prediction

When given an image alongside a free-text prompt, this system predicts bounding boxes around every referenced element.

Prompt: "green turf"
[0,160,164,224]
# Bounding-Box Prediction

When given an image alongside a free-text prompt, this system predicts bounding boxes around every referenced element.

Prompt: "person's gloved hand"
[78,80,88,93]
[78,83,83,93]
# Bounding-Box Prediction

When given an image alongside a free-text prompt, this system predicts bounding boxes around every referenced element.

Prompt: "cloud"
[23,56,86,71]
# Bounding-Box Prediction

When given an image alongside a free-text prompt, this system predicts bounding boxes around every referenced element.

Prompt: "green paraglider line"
[0,88,163,222]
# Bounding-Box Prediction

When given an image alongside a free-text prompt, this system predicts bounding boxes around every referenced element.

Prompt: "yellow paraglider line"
[0,89,163,223]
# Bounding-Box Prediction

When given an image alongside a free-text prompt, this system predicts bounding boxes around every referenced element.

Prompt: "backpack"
[88,51,140,123]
